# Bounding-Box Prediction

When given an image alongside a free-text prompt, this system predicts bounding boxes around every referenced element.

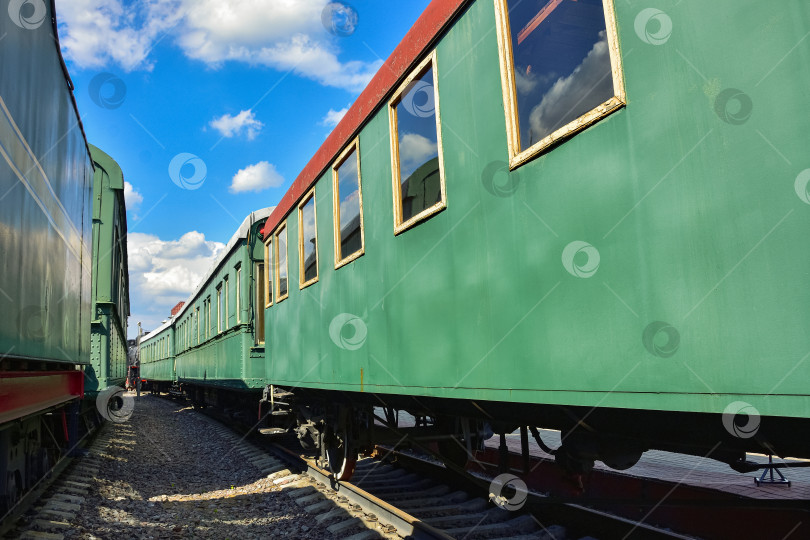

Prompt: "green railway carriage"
[256,0,810,478]
[1,0,131,517]
[139,320,176,390]
[86,145,130,396]
[0,0,94,514]
[0,7,93,371]
[141,209,272,408]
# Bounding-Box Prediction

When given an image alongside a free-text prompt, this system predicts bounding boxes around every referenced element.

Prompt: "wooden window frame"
[264,237,273,308]
[274,222,289,303]
[332,138,365,269]
[298,189,319,289]
[388,50,447,235]
[493,0,626,170]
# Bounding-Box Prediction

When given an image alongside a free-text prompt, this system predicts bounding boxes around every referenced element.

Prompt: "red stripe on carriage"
[0,370,85,424]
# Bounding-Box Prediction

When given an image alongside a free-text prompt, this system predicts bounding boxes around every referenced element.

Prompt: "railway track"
[1,409,105,539]
[3,423,110,539]
[7,393,698,539]
[199,404,694,539]
[10,394,391,539]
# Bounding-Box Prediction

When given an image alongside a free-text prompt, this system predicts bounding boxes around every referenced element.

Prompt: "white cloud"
[127,230,225,335]
[321,106,349,127]
[229,161,284,193]
[514,67,538,95]
[56,0,380,92]
[398,132,438,177]
[513,66,557,96]
[55,0,182,71]
[123,181,143,213]
[528,32,613,139]
[176,1,380,92]
[339,190,360,228]
[209,110,264,140]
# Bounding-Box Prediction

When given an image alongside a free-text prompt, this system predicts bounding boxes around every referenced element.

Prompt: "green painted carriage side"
[139,322,175,383]
[86,145,130,395]
[0,2,92,367]
[171,213,269,390]
[264,0,810,420]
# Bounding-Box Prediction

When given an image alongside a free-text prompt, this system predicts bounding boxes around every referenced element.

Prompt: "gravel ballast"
[60,393,352,539]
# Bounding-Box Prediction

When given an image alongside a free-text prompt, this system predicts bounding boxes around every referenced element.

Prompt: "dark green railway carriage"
[86,145,130,396]
[257,0,810,477]
[141,209,271,408]
[0,1,94,514]
[1,0,130,516]
[0,10,92,372]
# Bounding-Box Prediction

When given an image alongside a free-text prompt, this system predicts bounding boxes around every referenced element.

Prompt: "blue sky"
[54,0,431,336]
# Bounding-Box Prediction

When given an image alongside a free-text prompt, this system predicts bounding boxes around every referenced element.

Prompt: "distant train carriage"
[141,209,272,414]
[0,1,129,516]
[139,321,175,393]
[250,0,810,480]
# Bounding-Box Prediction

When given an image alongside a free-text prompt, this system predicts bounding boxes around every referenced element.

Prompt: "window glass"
[265,240,273,306]
[300,195,318,285]
[393,65,443,225]
[217,286,222,333]
[506,0,614,151]
[256,263,265,344]
[235,265,242,323]
[276,226,288,299]
[335,147,363,263]
[224,277,229,329]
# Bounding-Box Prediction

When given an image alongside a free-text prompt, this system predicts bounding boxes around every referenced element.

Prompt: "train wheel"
[326,429,357,481]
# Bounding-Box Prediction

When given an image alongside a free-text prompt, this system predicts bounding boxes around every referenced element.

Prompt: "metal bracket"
[754,455,791,487]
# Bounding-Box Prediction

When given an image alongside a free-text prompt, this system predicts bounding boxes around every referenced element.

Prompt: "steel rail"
[383,447,694,540]
[269,443,455,539]
[0,410,97,536]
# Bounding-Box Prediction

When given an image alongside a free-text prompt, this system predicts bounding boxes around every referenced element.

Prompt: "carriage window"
[275,225,289,301]
[389,52,446,234]
[224,277,229,329]
[333,141,364,267]
[299,192,318,287]
[264,239,273,307]
[235,264,242,323]
[255,262,265,344]
[494,0,625,167]
[217,284,222,333]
